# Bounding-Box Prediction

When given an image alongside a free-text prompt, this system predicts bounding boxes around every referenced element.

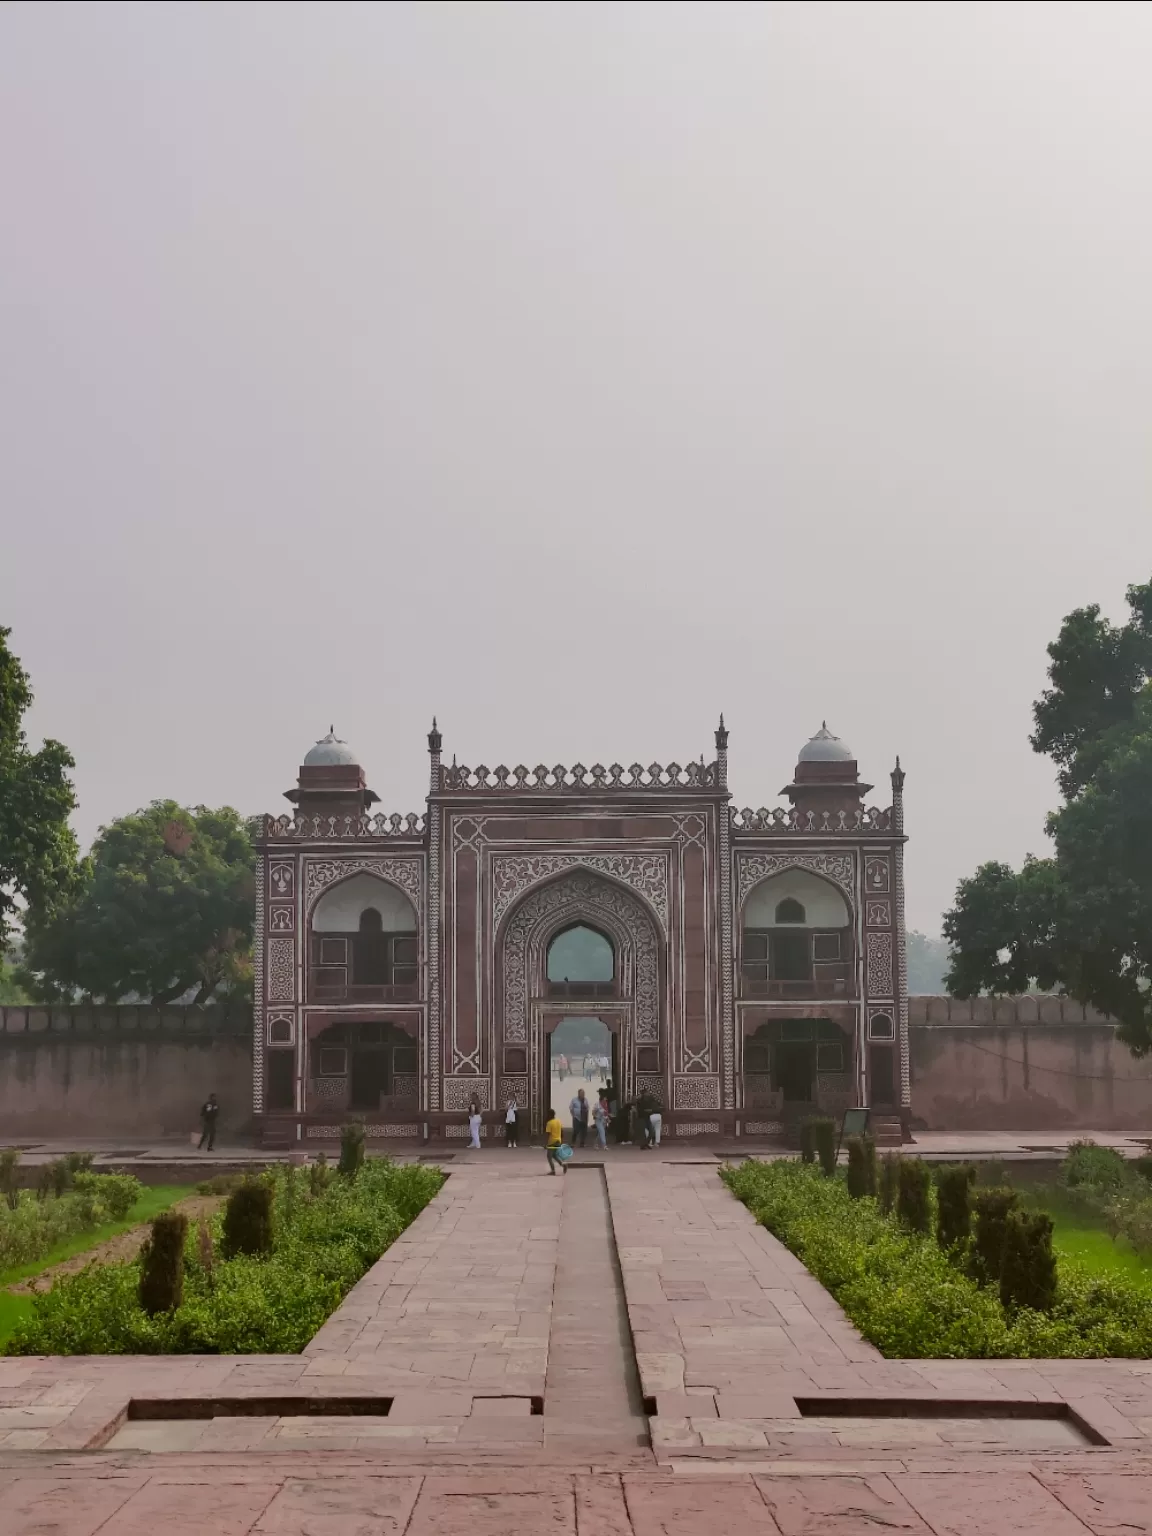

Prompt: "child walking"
[545,1106,566,1175]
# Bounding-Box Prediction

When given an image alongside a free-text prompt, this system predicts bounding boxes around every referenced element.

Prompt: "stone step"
[870,1115,905,1147]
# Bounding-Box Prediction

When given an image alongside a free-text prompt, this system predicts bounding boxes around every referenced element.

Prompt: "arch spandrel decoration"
[735,851,855,910]
[302,856,424,919]
[490,854,669,933]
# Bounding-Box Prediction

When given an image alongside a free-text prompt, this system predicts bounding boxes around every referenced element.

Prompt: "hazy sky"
[3,1,1150,934]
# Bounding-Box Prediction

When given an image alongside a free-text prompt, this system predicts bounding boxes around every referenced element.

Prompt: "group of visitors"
[553,1052,611,1083]
[466,1085,663,1167]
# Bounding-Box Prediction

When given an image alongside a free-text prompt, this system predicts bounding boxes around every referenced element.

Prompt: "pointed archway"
[497,870,664,1132]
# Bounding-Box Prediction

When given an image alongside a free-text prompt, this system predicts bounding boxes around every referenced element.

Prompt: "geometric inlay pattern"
[673,1075,721,1110]
[266,937,294,1002]
[443,1077,490,1111]
[867,930,894,996]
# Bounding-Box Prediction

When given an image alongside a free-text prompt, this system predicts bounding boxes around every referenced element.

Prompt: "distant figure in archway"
[505,1098,519,1149]
[570,1088,589,1147]
[593,1092,609,1149]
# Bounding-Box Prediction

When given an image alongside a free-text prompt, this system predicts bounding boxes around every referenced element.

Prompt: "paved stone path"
[4,1158,1152,1532]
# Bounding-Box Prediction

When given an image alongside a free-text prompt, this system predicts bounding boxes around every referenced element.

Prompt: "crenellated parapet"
[732,805,894,834]
[263,811,426,841]
[440,760,720,792]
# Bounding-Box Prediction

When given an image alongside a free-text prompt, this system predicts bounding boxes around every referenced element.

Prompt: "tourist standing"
[468,1095,482,1150]
[593,1092,609,1149]
[649,1106,663,1147]
[569,1088,589,1148]
[545,1106,566,1175]
[198,1092,219,1151]
[637,1092,657,1150]
[505,1098,519,1148]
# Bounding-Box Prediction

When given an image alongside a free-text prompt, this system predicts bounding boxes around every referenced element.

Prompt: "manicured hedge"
[5,1159,444,1357]
[722,1159,1152,1359]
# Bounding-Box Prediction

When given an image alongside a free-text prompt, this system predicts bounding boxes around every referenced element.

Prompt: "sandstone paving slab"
[891,1473,1095,1536]
[621,1473,782,1535]
[251,1474,423,1535]
[1038,1472,1152,1535]
[753,1472,931,1534]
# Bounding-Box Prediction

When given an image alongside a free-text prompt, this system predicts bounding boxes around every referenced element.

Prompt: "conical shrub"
[221,1179,274,1259]
[139,1211,188,1315]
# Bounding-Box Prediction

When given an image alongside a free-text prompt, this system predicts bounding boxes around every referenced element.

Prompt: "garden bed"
[5,1158,444,1357]
[0,1181,195,1347]
[723,1157,1152,1359]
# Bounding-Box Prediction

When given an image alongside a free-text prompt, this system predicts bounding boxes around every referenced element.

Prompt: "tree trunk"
[150,979,195,1006]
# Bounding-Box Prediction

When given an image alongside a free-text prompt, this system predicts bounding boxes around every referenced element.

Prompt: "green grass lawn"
[0,1184,191,1347]
[1049,1215,1152,1287]
[1023,1189,1152,1289]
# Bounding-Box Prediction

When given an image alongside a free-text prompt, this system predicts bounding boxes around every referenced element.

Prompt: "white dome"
[798,723,854,764]
[303,729,358,767]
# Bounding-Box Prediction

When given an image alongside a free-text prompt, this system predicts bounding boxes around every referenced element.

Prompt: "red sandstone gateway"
[254,720,909,1149]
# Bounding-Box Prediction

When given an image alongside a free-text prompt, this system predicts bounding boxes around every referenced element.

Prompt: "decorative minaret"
[428,717,443,792]
[425,719,444,1116]
[716,714,736,1111]
[891,757,910,1122]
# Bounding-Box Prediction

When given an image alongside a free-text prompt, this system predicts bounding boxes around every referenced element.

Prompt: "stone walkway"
[4,1158,1152,1531]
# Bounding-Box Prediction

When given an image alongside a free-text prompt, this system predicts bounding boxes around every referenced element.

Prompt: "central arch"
[498,870,664,1132]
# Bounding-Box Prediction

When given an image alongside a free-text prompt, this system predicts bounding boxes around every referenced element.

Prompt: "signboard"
[838,1106,870,1153]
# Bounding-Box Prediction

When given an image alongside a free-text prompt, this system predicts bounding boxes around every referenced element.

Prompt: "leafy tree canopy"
[0,627,79,946]
[20,801,255,1007]
[945,578,1152,1053]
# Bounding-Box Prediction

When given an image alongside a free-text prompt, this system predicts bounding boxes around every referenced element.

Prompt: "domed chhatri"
[303,727,359,768]
[798,722,854,764]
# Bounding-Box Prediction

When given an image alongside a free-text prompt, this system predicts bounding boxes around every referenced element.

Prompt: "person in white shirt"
[505,1098,519,1148]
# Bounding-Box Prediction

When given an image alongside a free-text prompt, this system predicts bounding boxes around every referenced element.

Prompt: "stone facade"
[254,722,909,1141]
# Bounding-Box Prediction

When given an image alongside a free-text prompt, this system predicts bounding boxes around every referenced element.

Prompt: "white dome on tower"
[798,723,854,764]
[303,728,359,767]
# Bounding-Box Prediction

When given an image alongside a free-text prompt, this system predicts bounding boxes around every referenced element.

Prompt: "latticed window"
[352,909,418,987]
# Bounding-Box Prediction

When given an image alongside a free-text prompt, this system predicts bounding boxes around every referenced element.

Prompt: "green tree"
[0,628,79,946]
[945,578,1152,1054]
[20,801,255,1005]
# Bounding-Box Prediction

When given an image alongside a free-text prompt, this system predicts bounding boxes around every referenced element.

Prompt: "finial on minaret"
[715,713,729,751]
[427,716,442,754]
[891,755,905,793]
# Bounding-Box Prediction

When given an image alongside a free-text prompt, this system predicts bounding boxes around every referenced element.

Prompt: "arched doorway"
[497,871,664,1133]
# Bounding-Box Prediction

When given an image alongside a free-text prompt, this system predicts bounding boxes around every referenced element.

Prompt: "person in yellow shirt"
[545,1107,566,1175]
